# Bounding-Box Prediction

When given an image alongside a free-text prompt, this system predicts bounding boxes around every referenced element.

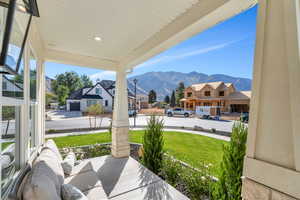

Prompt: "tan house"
[181,81,251,114]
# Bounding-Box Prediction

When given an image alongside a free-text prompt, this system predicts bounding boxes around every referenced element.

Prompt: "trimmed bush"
[211,122,248,200]
[142,115,164,174]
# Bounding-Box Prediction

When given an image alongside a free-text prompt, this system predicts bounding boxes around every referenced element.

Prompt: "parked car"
[240,112,249,123]
[128,110,137,117]
[167,108,193,117]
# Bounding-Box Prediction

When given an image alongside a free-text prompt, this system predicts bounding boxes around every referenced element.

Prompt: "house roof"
[190,81,225,91]
[82,94,103,99]
[227,91,251,100]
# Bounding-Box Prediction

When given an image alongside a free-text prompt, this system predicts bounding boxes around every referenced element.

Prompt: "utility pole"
[133,79,138,127]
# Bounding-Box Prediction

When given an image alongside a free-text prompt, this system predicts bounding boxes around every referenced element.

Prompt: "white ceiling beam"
[121,0,257,70]
[44,49,119,71]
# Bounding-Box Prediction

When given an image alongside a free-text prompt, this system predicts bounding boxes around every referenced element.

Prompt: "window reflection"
[1,106,19,196]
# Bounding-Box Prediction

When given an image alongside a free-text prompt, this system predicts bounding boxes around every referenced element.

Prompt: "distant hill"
[127,71,252,100]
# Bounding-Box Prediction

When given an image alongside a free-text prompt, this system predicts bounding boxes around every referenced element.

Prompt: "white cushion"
[62,152,76,176]
[62,184,88,200]
[23,161,62,200]
[45,139,63,161]
[34,148,65,193]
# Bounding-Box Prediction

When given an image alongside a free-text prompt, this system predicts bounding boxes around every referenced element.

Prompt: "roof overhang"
[33,0,257,71]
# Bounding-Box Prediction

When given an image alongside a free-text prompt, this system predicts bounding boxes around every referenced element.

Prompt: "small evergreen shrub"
[211,122,248,200]
[142,115,164,174]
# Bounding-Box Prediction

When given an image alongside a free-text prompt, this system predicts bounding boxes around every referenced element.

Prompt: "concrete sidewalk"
[46,128,230,142]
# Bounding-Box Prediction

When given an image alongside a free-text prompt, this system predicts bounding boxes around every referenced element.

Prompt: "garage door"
[70,102,80,111]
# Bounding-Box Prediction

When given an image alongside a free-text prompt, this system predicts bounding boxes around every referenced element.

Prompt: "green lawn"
[52,131,227,175]
[2,142,13,150]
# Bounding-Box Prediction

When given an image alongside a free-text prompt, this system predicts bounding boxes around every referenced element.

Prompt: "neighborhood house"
[66,80,135,112]
[181,81,251,115]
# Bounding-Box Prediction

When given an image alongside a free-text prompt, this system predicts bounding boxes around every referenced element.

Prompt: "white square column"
[242,0,300,199]
[111,69,130,158]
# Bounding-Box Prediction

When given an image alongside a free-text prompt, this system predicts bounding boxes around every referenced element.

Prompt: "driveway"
[46,115,235,133]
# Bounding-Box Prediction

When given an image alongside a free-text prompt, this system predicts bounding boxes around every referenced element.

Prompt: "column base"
[242,178,298,200]
[111,126,130,158]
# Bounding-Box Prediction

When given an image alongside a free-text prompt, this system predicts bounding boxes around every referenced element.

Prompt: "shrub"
[182,163,212,199]
[161,157,184,186]
[211,122,248,200]
[142,115,164,174]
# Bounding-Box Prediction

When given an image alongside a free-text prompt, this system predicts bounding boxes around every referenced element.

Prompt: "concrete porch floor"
[66,155,189,200]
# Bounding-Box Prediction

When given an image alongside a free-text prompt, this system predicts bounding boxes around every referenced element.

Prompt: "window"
[1,106,21,194]
[219,91,225,96]
[187,92,192,97]
[95,88,101,95]
[204,91,211,96]
[87,100,98,107]
[105,100,108,107]
[3,81,7,90]
[29,50,37,153]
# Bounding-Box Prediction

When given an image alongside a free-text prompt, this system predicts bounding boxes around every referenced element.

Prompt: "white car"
[167,108,193,117]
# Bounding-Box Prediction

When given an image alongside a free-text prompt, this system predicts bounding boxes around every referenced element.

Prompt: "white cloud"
[137,39,240,68]
[89,71,116,82]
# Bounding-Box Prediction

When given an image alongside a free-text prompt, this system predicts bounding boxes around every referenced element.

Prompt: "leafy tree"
[170,90,176,107]
[148,90,157,104]
[52,71,83,95]
[164,95,170,104]
[46,92,58,108]
[86,103,104,128]
[81,74,93,87]
[176,82,185,106]
[142,115,164,174]
[56,85,69,106]
[212,122,248,200]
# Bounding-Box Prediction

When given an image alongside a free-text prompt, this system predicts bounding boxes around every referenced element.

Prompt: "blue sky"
[46,5,257,81]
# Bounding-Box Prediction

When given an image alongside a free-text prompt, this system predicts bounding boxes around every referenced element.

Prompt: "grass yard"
[52,130,227,175]
[2,142,13,150]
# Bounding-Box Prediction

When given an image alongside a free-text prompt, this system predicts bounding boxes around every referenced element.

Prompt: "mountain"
[127,71,252,100]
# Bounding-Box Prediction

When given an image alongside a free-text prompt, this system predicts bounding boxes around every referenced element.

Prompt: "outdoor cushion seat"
[83,186,108,200]
[23,161,62,200]
[34,148,65,188]
[45,139,63,161]
[64,170,102,192]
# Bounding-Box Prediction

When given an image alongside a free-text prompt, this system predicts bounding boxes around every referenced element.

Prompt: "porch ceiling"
[34,0,256,70]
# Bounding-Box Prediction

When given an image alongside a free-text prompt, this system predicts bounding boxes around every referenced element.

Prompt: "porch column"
[112,69,130,158]
[36,59,45,146]
[242,1,300,200]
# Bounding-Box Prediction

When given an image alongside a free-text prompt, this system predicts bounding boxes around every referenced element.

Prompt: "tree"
[81,74,93,87]
[56,85,69,106]
[170,90,176,107]
[52,71,83,95]
[142,115,164,174]
[164,95,170,104]
[86,103,104,128]
[46,92,58,108]
[175,82,185,106]
[148,90,157,104]
[212,122,248,200]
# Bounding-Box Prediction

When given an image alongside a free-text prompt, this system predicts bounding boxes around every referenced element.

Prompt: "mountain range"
[127,71,252,100]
